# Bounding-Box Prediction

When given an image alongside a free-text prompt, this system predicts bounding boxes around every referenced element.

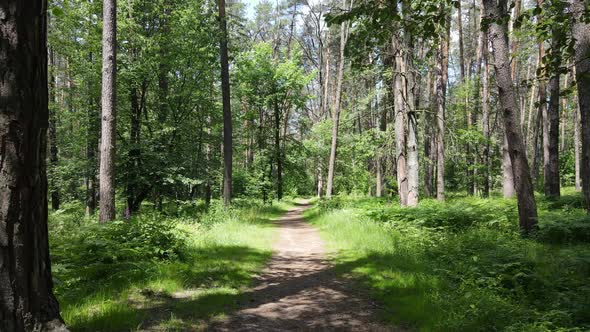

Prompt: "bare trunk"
[99,0,118,222]
[219,0,232,205]
[532,104,543,186]
[126,84,143,215]
[393,36,408,206]
[560,71,570,152]
[322,33,331,119]
[86,52,98,216]
[274,98,283,200]
[317,166,323,198]
[0,1,67,329]
[571,0,590,212]
[481,32,491,197]
[326,8,348,198]
[502,134,515,198]
[435,13,450,201]
[525,57,540,148]
[483,0,538,234]
[407,110,419,206]
[424,71,434,197]
[574,69,582,191]
[544,34,561,198]
[205,115,213,207]
[404,34,419,207]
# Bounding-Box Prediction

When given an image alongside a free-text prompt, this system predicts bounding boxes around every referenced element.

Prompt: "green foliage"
[307,193,590,331]
[49,199,290,331]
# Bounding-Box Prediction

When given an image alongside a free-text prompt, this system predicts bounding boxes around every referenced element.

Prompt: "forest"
[1,0,590,330]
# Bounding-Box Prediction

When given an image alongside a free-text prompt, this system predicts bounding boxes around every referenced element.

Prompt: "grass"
[50,199,293,331]
[305,189,590,331]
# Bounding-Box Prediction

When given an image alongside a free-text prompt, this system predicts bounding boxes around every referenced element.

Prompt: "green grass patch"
[306,191,590,331]
[50,199,293,331]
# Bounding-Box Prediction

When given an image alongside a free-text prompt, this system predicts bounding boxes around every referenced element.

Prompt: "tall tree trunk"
[86,93,98,216]
[435,11,450,201]
[458,0,473,195]
[219,0,232,205]
[502,134,515,197]
[481,32,491,197]
[322,33,331,119]
[571,0,590,212]
[85,50,98,217]
[483,0,538,234]
[126,84,143,215]
[544,34,561,198]
[317,165,323,198]
[407,110,419,206]
[48,48,60,210]
[274,97,283,200]
[393,36,409,206]
[404,31,419,207]
[326,5,348,198]
[525,57,540,148]
[376,91,387,197]
[535,0,548,189]
[0,1,67,329]
[560,71,570,152]
[205,115,213,207]
[424,71,434,198]
[99,0,117,222]
[574,67,582,192]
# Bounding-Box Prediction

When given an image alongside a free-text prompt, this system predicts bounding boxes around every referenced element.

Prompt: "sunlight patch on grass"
[305,197,590,331]
[53,201,292,331]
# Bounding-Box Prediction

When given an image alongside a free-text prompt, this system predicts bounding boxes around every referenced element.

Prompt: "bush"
[308,194,590,331]
[50,213,188,300]
[537,217,590,244]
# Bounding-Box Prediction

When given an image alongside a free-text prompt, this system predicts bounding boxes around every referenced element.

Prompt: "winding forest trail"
[210,202,396,331]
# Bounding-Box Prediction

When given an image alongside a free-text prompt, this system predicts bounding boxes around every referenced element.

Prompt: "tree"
[483,0,538,234]
[544,28,562,198]
[99,0,118,222]
[219,0,233,205]
[571,0,590,212]
[0,0,67,330]
[393,35,409,205]
[326,0,350,198]
[435,8,450,201]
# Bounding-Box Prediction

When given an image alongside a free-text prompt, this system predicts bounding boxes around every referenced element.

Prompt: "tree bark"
[322,33,331,119]
[574,67,582,191]
[219,0,232,205]
[99,0,118,222]
[481,31,491,197]
[404,32,419,207]
[0,0,68,329]
[571,0,590,212]
[317,165,323,197]
[502,134,515,198]
[86,90,98,217]
[126,84,143,215]
[435,11,450,201]
[560,71,570,152]
[326,5,348,198]
[483,0,538,234]
[544,34,561,198]
[393,36,409,206]
[274,98,283,200]
[424,70,434,198]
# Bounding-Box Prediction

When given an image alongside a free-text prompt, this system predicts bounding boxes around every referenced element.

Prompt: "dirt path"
[210,202,396,331]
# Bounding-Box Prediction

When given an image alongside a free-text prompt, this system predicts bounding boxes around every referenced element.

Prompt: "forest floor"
[208,201,397,331]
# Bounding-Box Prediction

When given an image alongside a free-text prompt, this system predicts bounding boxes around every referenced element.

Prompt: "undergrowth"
[49,199,292,331]
[306,189,590,331]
